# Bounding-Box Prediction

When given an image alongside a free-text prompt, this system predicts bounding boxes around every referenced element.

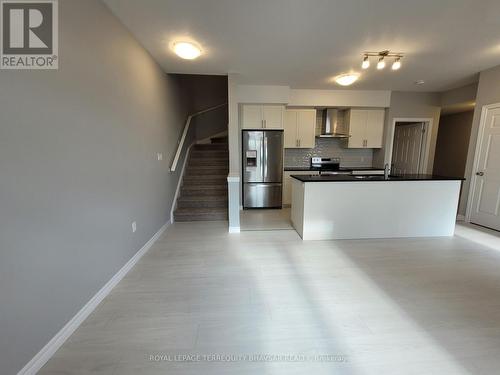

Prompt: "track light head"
[377,56,385,70]
[392,57,401,70]
[362,55,370,69]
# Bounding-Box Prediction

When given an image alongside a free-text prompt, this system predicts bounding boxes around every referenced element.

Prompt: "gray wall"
[173,74,228,141]
[440,83,478,109]
[433,111,474,178]
[0,1,189,374]
[461,64,500,215]
[373,91,441,173]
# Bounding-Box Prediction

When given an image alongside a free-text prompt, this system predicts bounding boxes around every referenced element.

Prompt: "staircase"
[174,137,229,221]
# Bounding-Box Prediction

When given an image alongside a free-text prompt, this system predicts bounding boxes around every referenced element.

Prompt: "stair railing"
[170,103,227,172]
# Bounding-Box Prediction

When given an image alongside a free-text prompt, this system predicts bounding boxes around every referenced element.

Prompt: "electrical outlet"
[157,153,163,161]
[132,221,137,233]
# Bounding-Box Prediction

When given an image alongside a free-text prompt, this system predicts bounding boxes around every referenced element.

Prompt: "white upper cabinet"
[365,110,385,148]
[241,104,284,129]
[241,105,263,129]
[344,109,385,148]
[346,110,366,148]
[284,109,316,148]
[297,110,316,148]
[262,105,284,129]
[284,110,298,148]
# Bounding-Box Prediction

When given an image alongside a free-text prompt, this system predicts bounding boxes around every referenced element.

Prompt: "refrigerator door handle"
[260,134,264,181]
[263,136,268,180]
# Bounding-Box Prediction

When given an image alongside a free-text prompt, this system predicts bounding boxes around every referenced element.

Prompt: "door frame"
[387,117,433,174]
[465,102,500,222]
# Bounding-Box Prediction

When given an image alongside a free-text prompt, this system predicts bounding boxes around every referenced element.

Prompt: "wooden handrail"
[170,103,227,172]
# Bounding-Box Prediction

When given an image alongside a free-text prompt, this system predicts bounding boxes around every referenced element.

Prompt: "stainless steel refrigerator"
[242,130,283,208]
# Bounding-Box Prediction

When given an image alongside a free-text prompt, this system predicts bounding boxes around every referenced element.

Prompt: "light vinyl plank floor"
[40,222,500,374]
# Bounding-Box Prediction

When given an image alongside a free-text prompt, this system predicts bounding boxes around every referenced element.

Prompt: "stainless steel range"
[310,157,350,175]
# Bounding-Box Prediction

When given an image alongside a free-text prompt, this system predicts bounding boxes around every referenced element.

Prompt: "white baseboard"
[17,221,170,375]
[229,226,240,233]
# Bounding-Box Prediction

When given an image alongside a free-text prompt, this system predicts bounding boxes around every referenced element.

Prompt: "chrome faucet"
[384,163,390,180]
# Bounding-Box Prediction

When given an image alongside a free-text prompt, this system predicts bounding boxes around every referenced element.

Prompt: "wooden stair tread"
[178,195,227,201]
[173,138,229,222]
[175,207,227,214]
[182,184,227,189]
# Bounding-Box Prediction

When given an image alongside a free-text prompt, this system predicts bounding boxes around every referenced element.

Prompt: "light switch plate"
[132,221,137,233]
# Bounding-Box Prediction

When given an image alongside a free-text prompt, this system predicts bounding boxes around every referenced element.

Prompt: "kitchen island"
[290,174,464,240]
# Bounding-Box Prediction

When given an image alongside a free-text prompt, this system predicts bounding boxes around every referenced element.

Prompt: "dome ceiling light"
[334,73,360,86]
[173,42,202,60]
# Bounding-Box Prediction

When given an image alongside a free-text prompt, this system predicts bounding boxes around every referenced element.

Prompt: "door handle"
[476,171,484,176]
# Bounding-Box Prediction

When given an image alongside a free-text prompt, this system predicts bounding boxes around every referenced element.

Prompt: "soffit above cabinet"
[235,85,391,108]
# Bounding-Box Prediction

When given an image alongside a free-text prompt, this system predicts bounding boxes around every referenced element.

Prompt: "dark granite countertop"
[290,174,466,182]
[284,166,385,172]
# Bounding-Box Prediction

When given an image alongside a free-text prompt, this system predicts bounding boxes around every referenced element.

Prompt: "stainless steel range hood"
[318,108,349,138]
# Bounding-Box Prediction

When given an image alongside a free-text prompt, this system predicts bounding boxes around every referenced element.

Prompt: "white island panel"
[291,179,461,240]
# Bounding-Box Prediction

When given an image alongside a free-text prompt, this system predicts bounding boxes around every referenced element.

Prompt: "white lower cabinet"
[283,170,319,205]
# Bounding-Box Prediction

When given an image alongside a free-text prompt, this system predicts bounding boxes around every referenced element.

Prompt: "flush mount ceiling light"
[362,50,403,71]
[414,79,425,85]
[173,42,201,60]
[334,73,360,86]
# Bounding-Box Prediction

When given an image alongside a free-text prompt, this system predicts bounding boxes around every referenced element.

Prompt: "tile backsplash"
[284,137,373,168]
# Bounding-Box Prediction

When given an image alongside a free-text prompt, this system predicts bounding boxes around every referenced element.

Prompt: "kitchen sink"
[354,175,384,179]
[353,175,402,180]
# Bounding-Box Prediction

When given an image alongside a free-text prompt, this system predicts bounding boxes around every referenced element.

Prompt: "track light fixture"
[361,50,403,71]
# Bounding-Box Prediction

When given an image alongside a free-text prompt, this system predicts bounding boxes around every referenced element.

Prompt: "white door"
[365,110,385,148]
[470,104,500,230]
[391,122,424,174]
[297,110,316,148]
[284,110,298,148]
[241,105,263,129]
[262,105,283,129]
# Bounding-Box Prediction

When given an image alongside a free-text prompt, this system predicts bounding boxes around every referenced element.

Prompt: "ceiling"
[104,0,500,92]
